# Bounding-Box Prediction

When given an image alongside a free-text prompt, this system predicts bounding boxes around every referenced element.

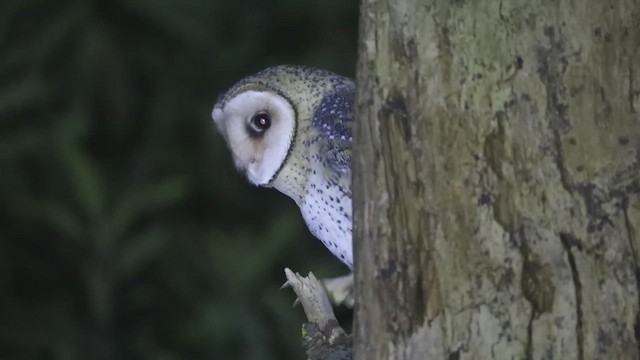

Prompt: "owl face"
[212,90,296,186]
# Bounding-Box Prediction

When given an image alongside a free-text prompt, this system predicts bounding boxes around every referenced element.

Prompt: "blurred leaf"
[14,197,84,240]
[179,300,238,347]
[0,76,47,116]
[0,103,87,162]
[111,175,190,238]
[56,140,105,220]
[207,207,303,291]
[0,126,46,161]
[122,0,212,47]
[31,2,83,65]
[0,300,80,360]
[49,103,90,141]
[115,225,168,280]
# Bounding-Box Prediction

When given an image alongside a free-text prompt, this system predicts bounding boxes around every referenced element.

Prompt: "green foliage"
[0,1,357,359]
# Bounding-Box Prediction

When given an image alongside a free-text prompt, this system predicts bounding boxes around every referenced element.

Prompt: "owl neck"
[270,163,309,207]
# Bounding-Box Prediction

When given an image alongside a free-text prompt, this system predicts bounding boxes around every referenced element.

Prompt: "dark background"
[0,1,358,359]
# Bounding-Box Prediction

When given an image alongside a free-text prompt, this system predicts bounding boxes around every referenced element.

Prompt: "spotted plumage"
[212,65,354,268]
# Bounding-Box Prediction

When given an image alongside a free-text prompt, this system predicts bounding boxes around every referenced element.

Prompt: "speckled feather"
[213,65,355,268]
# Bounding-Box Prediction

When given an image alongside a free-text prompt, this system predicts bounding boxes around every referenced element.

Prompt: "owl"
[212,65,354,269]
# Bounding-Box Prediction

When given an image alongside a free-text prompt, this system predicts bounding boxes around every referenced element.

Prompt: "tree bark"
[352,1,640,359]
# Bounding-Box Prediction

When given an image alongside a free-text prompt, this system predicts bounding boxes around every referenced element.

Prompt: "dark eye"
[250,113,271,132]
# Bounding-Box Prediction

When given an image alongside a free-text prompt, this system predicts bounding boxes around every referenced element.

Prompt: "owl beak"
[244,162,275,187]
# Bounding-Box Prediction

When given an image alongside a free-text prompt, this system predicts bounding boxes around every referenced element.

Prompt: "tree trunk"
[352,1,640,359]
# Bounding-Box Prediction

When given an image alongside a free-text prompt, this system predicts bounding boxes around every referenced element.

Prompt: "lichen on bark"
[353,1,640,359]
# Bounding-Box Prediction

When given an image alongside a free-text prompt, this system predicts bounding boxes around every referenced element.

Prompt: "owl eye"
[250,112,271,132]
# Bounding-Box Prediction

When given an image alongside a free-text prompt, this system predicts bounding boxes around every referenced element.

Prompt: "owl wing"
[310,85,354,193]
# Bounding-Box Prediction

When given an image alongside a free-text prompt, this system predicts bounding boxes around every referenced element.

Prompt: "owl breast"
[300,171,353,269]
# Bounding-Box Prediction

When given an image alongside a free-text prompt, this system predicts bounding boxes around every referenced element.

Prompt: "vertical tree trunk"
[352,1,640,359]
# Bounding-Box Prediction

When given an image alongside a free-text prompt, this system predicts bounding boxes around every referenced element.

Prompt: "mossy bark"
[352,1,640,359]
